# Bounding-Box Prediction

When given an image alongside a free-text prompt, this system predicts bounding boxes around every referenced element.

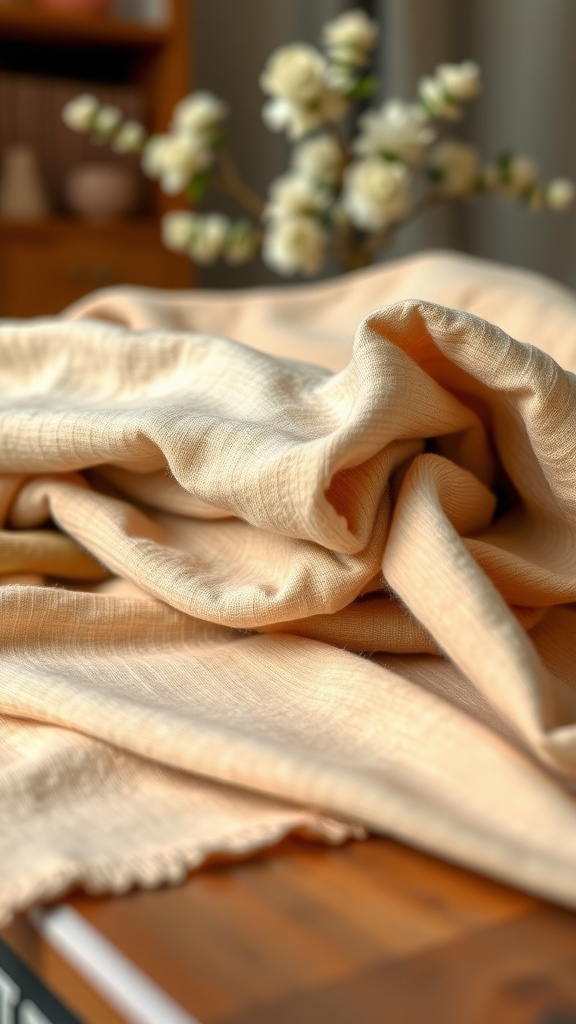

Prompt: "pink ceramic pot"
[35,0,113,15]
[64,162,139,221]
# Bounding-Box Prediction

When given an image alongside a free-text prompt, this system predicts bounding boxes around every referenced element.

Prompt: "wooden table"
[3,835,576,1024]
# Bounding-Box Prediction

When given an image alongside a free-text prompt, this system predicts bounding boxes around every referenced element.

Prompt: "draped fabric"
[2,250,576,921]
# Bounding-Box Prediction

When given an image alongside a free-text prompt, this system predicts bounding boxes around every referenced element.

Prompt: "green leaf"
[348,75,378,101]
[186,171,212,203]
[497,150,512,182]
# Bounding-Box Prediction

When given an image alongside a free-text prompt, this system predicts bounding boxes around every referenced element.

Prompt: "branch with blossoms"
[62,8,575,278]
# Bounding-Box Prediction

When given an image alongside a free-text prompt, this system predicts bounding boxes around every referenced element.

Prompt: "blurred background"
[1,0,575,316]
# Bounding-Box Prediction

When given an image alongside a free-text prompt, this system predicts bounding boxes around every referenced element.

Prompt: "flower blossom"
[322,8,379,66]
[419,61,481,121]
[92,104,122,139]
[161,210,198,252]
[418,76,461,120]
[188,214,230,264]
[292,134,343,184]
[112,119,146,154]
[428,140,480,196]
[354,99,436,165]
[261,43,348,140]
[142,132,212,194]
[262,215,327,276]
[260,44,328,103]
[436,61,481,100]
[163,211,259,266]
[546,178,576,211]
[263,93,347,140]
[265,172,331,220]
[62,93,99,133]
[483,154,539,198]
[171,91,228,135]
[342,158,412,231]
[324,64,358,93]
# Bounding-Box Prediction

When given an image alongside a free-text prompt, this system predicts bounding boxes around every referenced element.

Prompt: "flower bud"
[93,104,122,138]
[62,93,99,133]
[436,61,481,101]
[112,120,146,154]
[546,178,575,211]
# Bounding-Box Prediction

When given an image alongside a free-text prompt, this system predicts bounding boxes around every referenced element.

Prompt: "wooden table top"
[4,834,576,1024]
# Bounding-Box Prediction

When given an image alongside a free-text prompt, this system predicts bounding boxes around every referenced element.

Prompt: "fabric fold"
[2,250,576,920]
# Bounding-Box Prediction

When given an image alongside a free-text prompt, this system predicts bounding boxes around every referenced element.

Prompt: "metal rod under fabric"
[29,907,202,1024]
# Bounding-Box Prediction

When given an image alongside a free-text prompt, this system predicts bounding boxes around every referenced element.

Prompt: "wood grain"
[0,218,193,317]
[3,836,576,1024]
[65,836,540,1022]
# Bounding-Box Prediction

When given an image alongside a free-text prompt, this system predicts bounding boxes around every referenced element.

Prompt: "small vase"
[64,162,139,221]
[0,143,50,220]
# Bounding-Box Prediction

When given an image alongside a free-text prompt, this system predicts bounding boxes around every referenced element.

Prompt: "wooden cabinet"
[0,0,195,317]
[0,218,192,317]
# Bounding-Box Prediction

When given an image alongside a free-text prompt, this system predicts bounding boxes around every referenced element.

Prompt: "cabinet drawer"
[0,221,194,318]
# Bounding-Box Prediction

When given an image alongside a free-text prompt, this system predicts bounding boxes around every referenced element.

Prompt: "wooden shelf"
[0,0,194,316]
[0,216,165,236]
[0,5,169,47]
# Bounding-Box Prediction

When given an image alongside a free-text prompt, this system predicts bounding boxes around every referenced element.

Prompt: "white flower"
[93,104,122,138]
[171,91,228,134]
[484,154,539,198]
[342,158,412,231]
[62,93,99,133]
[354,99,436,165]
[262,98,292,133]
[428,140,480,196]
[141,135,168,177]
[265,172,331,219]
[324,64,358,93]
[437,61,481,101]
[161,210,198,252]
[112,119,146,153]
[418,76,461,120]
[292,134,343,184]
[262,88,347,140]
[224,220,259,265]
[262,215,327,276]
[508,155,538,190]
[419,62,481,122]
[262,98,314,138]
[189,214,230,265]
[260,44,328,103]
[142,132,212,194]
[545,178,575,211]
[322,8,379,66]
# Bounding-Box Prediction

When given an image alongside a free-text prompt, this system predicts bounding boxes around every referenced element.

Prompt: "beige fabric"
[3,250,576,922]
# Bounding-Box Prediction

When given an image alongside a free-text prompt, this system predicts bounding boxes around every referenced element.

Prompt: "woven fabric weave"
[2,250,576,921]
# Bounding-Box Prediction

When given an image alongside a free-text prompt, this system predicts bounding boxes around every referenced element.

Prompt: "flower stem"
[213,150,266,218]
[357,190,449,264]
